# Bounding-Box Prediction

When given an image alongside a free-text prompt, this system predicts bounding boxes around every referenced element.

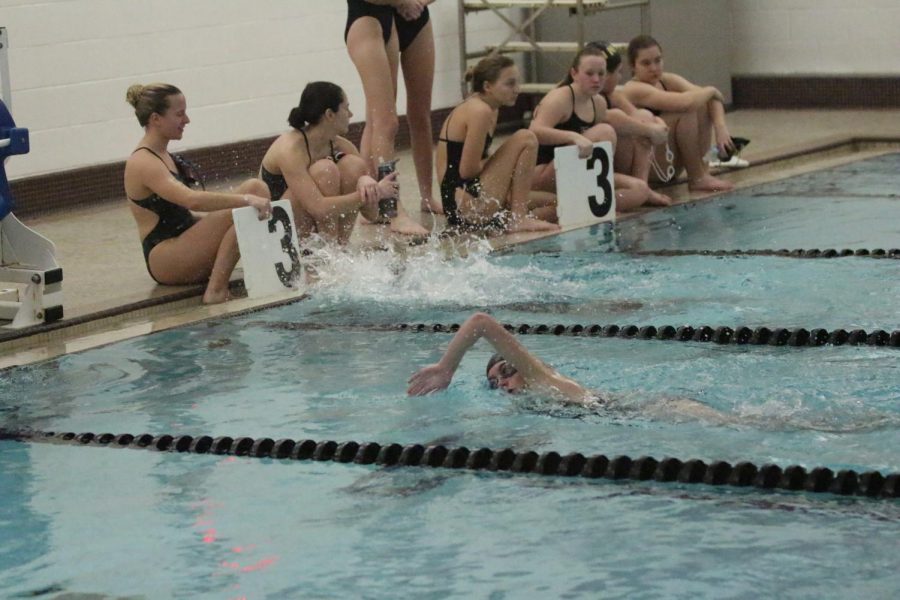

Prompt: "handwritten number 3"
[268,205,301,286]
[586,147,613,217]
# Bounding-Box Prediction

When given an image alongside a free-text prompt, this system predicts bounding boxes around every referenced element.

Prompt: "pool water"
[1,154,899,598]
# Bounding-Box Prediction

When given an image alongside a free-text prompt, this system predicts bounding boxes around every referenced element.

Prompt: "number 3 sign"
[553,141,616,229]
[232,199,305,299]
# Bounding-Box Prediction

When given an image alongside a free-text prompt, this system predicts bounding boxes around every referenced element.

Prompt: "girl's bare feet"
[390,208,430,236]
[421,197,444,214]
[689,174,734,192]
[648,190,673,206]
[202,285,231,305]
[508,216,561,233]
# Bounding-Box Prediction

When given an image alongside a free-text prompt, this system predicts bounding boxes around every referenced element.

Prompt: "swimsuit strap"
[299,129,313,164]
[438,109,455,143]
[568,85,597,126]
[132,146,173,170]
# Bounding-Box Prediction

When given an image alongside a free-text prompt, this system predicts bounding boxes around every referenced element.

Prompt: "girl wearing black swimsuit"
[258,81,397,245]
[435,55,559,233]
[621,35,735,193]
[124,83,272,305]
[529,44,671,212]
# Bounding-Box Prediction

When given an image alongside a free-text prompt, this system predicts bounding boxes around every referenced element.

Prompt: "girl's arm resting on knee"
[283,164,363,221]
[529,93,592,153]
[605,108,668,144]
[623,80,717,114]
[132,155,270,214]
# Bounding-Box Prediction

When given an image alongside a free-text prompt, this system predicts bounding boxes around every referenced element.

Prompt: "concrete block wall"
[731,0,900,75]
[0,0,513,179]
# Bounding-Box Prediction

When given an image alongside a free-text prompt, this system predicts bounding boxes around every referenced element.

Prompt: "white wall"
[0,0,513,179]
[731,0,900,75]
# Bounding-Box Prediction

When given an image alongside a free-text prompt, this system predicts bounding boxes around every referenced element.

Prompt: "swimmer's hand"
[245,195,272,220]
[714,124,735,158]
[396,0,427,21]
[407,363,453,396]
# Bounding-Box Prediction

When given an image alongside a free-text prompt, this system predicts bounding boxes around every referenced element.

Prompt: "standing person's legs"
[347,20,427,236]
[400,21,441,214]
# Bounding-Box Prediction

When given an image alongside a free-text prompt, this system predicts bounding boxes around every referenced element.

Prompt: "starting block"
[0,98,64,328]
[553,141,617,229]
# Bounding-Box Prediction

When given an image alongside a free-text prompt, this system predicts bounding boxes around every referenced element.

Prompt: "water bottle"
[376,159,398,219]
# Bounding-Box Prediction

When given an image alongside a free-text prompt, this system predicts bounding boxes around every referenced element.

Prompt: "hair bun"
[125,84,144,107]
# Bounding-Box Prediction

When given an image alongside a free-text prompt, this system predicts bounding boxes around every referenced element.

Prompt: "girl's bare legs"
[528,190,558,223]
[347,19,427,236]
[672,108,733,192]
[459,130,558,232]
[148,177,271,305]
[400,21,440,214]
[308,159,349,243]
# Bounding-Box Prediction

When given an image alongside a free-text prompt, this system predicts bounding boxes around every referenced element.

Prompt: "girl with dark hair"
[435,55,559,233]
[123,83,272,305]
[529,44,671,210]
[259,82,397,245]
[345,0,433,234]
[621,34,735,192]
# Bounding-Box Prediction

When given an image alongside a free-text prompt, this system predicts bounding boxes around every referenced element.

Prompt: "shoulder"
[333,135,359,154]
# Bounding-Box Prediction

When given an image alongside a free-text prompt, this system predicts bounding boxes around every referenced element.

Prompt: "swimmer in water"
[407,312,594,404]
[407,312,734,424]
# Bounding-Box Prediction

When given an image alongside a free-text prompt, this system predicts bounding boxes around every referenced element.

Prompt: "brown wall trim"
[11,106,480,219]
[733,76,900,109]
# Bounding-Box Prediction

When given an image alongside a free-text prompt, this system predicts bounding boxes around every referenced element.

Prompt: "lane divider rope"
[629,248,900,259]
[1,429,896,500]
[392,323,900,348]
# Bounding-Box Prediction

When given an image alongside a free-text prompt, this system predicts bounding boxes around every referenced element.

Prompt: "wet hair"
[125,83,182,127]
[627,34,662,67]
[288,81,345,129]
[465,55,515,94]
[559,43,608,87]
[486,353,505,378]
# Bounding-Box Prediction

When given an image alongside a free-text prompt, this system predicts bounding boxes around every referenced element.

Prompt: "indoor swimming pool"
[0,153,898,598]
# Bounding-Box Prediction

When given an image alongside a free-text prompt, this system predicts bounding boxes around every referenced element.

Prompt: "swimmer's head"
[627,34,662,68]
[485,353,524,394]
[126,83,182,127]
[289,82,350,132]
[466,55,518,100]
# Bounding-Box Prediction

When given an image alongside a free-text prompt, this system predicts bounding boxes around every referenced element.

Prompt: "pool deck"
[1,108,899,366]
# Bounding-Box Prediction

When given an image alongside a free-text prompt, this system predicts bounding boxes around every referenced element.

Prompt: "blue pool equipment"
[0,99,63,327]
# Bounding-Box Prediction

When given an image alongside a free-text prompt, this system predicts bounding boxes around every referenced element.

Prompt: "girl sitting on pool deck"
[529,43,671,211]
[436,55,560,233]
[259,81,399,245]
[621,34,737,192]
[124,83,272,305]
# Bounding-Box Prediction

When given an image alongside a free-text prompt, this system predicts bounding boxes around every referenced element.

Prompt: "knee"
[241,178,270,199]
[588,124,617,146]
[635,109,655,123]
[372,110,400,139]
[309,159,341,191]
[339,154,369,178]
[512,128,538,149]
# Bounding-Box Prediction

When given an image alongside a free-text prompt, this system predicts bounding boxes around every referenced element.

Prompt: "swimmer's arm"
[529,90,591,149]
[458,106,493,180]
[126,153,269,213]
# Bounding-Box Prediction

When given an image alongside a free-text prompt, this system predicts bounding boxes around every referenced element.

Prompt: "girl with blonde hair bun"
[124,83,272,304]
